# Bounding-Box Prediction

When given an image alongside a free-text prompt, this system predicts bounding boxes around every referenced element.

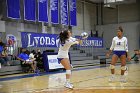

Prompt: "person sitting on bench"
[17,48,37,73]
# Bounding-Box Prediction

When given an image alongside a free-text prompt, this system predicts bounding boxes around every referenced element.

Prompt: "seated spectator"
[0,39,5,53]
[35,49,44,71]
[0,39,5,68]
[29,50,37,70]
[0,45,10,66]
[0,63,1,68]
[0,57,5,67]
[29,50,36,61]
[35,49,42,61]
[17,48,37,73]
[131,50,140,61]
[0,45,3,53]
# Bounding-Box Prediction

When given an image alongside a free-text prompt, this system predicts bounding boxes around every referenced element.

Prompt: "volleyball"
[81,32,88,39]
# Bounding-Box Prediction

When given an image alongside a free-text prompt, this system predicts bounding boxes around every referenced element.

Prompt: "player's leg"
[27,61,36,73]
[109,54,118,82]
[28,59,37,73]
[120,55,127,82]
[60,58,73,89]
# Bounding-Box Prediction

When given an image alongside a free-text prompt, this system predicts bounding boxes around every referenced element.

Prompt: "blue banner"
[7,0,20,19]
[24,0,36,21]
[38,0,48,22]
[21,32,58,48]
[69,0,77,26]
[60,0,68,25]
[82,37,103,48]
[50,0,59,24]
[75,36,103,48]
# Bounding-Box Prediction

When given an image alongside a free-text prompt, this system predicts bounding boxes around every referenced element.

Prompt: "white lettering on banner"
[27,34,56,47]
[82,40,103,47]
[47,55,64,69]
[34,37,40,45]
[69,0,76,11]
[48,59,58,63]
[40,37,45,45]
[60,0,68,25]
[99,41,103,46]
[50,0,58,11]
[39,0,46,3]
[45,37,51,45]
[51,38,55,45]
[27,33,34,47]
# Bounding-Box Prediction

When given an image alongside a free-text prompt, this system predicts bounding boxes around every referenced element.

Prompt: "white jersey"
[29,53,34,59]
[110,36,128,52]
[57,37,79,58]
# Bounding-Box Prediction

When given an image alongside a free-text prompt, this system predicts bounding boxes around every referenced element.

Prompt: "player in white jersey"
[107,26,131,82]
[57,30,81,89]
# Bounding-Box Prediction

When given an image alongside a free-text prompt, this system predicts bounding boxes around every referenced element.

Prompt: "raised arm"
[69,37,81,45]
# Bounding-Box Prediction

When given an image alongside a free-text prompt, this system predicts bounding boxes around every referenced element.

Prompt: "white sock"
[111,74,115,77]
[66,79,70,83]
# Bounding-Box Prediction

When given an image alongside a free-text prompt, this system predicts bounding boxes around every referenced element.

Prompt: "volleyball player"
[107,26,131,82]
[57,30,82,89]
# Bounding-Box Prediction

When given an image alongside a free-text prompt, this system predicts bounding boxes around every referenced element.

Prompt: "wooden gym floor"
[0,62,140,93]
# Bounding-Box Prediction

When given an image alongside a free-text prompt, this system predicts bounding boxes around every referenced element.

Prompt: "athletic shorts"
[57,58,64,64]
[113,51,126,57]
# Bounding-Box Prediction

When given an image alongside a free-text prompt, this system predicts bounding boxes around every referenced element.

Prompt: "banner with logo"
[21,32,58,48]
[38,0,48,22]
[60,0,68,25]
[50,0,59,24]
[43,52,65,72]
[21,32,103,48]
[7,0,20,19]
[75,36,103,48]
[47,55,64,69]
[69,0,77,26]
[6,34,17,55]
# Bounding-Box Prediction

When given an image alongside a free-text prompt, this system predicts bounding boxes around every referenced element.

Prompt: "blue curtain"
[7,0,20,19]
[38,0,48,22]
[69,0,77,26]
[24,0,36,21]
[60,0,68,25]
[50,0,59,24]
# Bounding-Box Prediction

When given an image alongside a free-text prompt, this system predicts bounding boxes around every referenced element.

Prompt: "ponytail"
[118,26,123,32]
[59,30,69,44]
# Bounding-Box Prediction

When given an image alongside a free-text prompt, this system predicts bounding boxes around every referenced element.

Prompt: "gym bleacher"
[0,43,111,76]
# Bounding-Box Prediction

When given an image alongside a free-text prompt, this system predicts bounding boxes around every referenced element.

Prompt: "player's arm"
[17,57,25,62]
[125,38,131,61]
[76,39,82,45]
[126,52,131,61]
[106,38,115,57]
[107,50,112,57]
[131,54,136,59]
[69,37,82,45]
[17,55,25,62]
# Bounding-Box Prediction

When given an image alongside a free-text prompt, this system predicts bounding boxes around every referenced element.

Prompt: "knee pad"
[109,64,115,69]
[66,70,71,75]
[121,66,126,70]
